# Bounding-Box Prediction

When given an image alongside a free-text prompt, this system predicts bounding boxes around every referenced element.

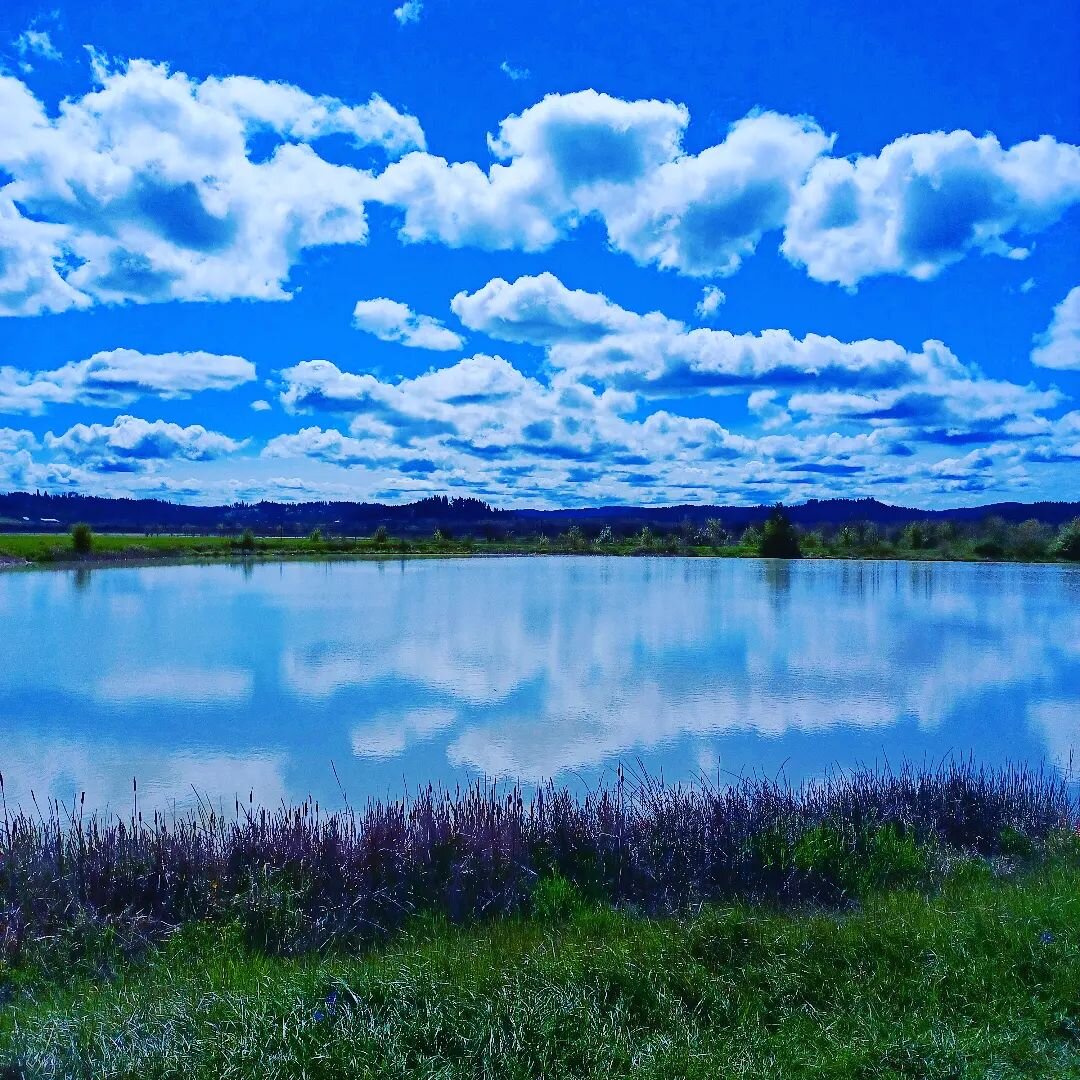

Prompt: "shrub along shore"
[2,505,1080,568]
[1,761,1078,1077]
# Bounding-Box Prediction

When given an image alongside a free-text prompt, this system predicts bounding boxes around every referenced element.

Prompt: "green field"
[2,851,1078,1079]
[0,530,768,565]
[0,531,373,563]
[0,531,533,564]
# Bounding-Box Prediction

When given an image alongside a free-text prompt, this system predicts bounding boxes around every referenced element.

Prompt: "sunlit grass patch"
[2,853,1078,1078]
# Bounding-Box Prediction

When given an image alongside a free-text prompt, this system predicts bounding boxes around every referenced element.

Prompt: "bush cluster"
[535,508,1080,561]
[69,524,93,556]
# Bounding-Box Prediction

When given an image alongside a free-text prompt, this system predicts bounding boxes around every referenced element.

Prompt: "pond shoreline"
[0,544,1073,573]
[4,514,1078,570]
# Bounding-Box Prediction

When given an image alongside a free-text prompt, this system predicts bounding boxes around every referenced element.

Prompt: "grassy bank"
[2,844,1078,1078]
[2,527,1079,567]
[0,531,405,565]
[1,763,1078,1076]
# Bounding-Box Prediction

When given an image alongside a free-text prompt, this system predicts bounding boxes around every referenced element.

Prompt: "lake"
[2,556,1077,812]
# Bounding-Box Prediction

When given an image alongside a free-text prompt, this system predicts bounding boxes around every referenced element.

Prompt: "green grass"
[0,532,239,562]
[0,532,481,563]
[3,851,1078,1079]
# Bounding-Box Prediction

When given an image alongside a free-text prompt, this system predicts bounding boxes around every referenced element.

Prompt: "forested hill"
[2,491,1078,537]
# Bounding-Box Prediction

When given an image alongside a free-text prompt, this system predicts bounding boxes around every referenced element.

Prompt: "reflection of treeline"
[0,760,1074,971]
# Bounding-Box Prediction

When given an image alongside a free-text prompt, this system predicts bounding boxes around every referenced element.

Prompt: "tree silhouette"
[759,505,802,558]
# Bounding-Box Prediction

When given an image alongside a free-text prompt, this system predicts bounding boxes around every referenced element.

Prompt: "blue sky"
[1,0,1078,508]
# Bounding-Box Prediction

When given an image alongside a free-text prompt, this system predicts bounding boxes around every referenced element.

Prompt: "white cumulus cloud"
[0,58,422,313]
[452,272,966,396]
[1030,287,1080,371]
[394,1,423,25]
[196,75,424,156]
[0,349,255,414]
[3,72,1078,314]
[45,415,246,470]
[0,197,91,317]
[598,111,832,277]
[352,297,464,350]
[451,271,656,343]
[449,272,1066,453]
[783,130,1080,286]
[373,90,691,253]
[373,97,832,277]
[0,427,37,452]
[696,285,726,319]
[372,96,1080,285]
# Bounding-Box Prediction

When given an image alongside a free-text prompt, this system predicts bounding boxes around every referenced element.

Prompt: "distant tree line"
[40,510,1080,563]
[3,492,1079,562]
[541,508,1080,562]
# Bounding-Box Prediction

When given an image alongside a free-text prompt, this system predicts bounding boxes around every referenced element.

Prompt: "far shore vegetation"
[1,507,1079,568]
[1,761,1077,1077]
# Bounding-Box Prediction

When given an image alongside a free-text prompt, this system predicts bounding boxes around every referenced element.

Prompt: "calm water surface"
[2,557,1078,811]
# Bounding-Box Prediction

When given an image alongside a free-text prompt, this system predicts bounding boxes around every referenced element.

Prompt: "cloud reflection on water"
[1,557,1077,808]
[0,733,288,814]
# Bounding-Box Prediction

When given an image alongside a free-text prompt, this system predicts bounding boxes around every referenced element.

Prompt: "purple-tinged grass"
[0,760,1075,969]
